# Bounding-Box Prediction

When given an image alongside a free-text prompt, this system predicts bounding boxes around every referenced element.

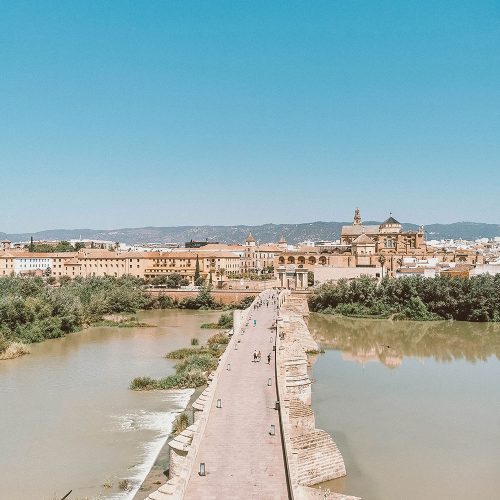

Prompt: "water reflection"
[309,314,500,368]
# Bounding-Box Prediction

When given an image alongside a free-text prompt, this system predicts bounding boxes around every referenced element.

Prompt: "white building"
[13,256,53,275]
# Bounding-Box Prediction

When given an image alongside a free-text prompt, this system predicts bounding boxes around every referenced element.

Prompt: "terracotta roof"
[352,233,375,244]
[245,232,255,242]
[199,244,244,251]
[255,244,280,252]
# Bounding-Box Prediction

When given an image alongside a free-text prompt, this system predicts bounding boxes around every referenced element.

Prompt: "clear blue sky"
[1,1,499,232]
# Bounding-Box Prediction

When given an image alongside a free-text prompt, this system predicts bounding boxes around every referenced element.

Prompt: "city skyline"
[1,1,499,232]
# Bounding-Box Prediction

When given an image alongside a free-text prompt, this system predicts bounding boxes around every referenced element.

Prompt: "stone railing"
[276,292,361,500]
[146,296,260,500]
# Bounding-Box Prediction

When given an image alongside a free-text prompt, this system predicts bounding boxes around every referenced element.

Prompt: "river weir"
[145,291,359,500]
[0,309,220,500]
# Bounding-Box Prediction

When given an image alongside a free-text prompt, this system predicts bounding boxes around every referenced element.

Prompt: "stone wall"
[276,292,360,500]
[145,289,258,305]
[313,265,382,283]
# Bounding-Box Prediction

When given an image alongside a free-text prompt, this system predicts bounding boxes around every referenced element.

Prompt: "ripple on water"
[109,389,195,500]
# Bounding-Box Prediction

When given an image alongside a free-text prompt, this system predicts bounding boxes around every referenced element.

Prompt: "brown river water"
[0,309,220,500]
[309,314,500,500]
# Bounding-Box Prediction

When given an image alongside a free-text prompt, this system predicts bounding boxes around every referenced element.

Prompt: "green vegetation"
[149,273,190,288]
[191,337,199,345]
[28,240,85,253]
[309,275,500,322]
[233,295,255,310]
[131,332,229,391]
[0,276,157,352]
[118,479,131,492]
[93,316,156,328]
[172,413,190,435]
[194,255,202,285]
[177,283,221,310]
[201,311,234,329]
[0,275,247,357]
[207,331,230,347]
[225,272,274,281]
[0,341,31,360]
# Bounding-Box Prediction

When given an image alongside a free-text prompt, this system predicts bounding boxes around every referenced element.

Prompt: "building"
[242,232,280,275]
[276,208,482,282]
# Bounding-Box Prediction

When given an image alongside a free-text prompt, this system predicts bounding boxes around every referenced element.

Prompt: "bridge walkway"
[184,290,287,500]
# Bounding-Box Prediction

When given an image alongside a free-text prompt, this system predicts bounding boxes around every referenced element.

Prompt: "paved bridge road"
[184,290,288,500]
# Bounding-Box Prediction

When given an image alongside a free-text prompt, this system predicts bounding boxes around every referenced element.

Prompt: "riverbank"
[0,308,222,498]
[133,386,204,499]
[309,275,500,322]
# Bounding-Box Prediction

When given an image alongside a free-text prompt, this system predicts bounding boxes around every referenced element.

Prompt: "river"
[0,309,220,500]
[309,314,500,500]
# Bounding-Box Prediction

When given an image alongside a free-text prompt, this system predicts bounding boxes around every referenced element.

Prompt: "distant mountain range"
[1,221,499,245]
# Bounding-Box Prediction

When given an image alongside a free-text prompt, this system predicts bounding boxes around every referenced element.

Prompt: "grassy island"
[200,311,234,329]
[130,331,230,391]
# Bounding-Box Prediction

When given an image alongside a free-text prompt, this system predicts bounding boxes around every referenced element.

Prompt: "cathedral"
[340,208,427,254]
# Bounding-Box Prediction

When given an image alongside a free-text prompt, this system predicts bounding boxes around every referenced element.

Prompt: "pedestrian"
[257,350,261,362]
[267,353,271,364]
[253,350,257,362]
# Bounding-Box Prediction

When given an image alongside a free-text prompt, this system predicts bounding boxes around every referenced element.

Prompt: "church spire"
[353,207,362,225]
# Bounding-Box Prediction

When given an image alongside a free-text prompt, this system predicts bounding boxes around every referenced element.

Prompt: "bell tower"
[353,207,362,225]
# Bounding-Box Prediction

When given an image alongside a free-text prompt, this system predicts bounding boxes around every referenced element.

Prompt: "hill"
[1,221,499,245]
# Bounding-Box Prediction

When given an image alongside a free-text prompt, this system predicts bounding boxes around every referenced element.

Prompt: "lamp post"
[199,463,206,476]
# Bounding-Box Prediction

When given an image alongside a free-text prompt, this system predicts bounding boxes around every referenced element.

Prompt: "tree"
[378,255,386,278]
[215,268,226,288]
[307,271,315,287]
[194,255,202,285]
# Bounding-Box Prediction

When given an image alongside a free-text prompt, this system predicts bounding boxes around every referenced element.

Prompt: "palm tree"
[378,255,386,279]
[215,267,226,288]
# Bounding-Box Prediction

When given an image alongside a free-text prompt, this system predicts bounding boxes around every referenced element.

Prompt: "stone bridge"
[145,289,360,500]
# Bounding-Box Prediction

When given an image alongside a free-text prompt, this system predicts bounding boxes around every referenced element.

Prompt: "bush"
[394,297,441,321]
[130,376,158,390]
[172,413,189,435]
[191,337,199,345]
[118,479,131,491]
[234,295,255,310]
[309,275,500,322]
[207,332,230,347]
[0,342,30,360]
[175,353,218,374]
[179,284,221,310]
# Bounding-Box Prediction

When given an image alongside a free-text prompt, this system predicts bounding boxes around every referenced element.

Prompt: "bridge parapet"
[146,295,261,500]
[276,292,361,500]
